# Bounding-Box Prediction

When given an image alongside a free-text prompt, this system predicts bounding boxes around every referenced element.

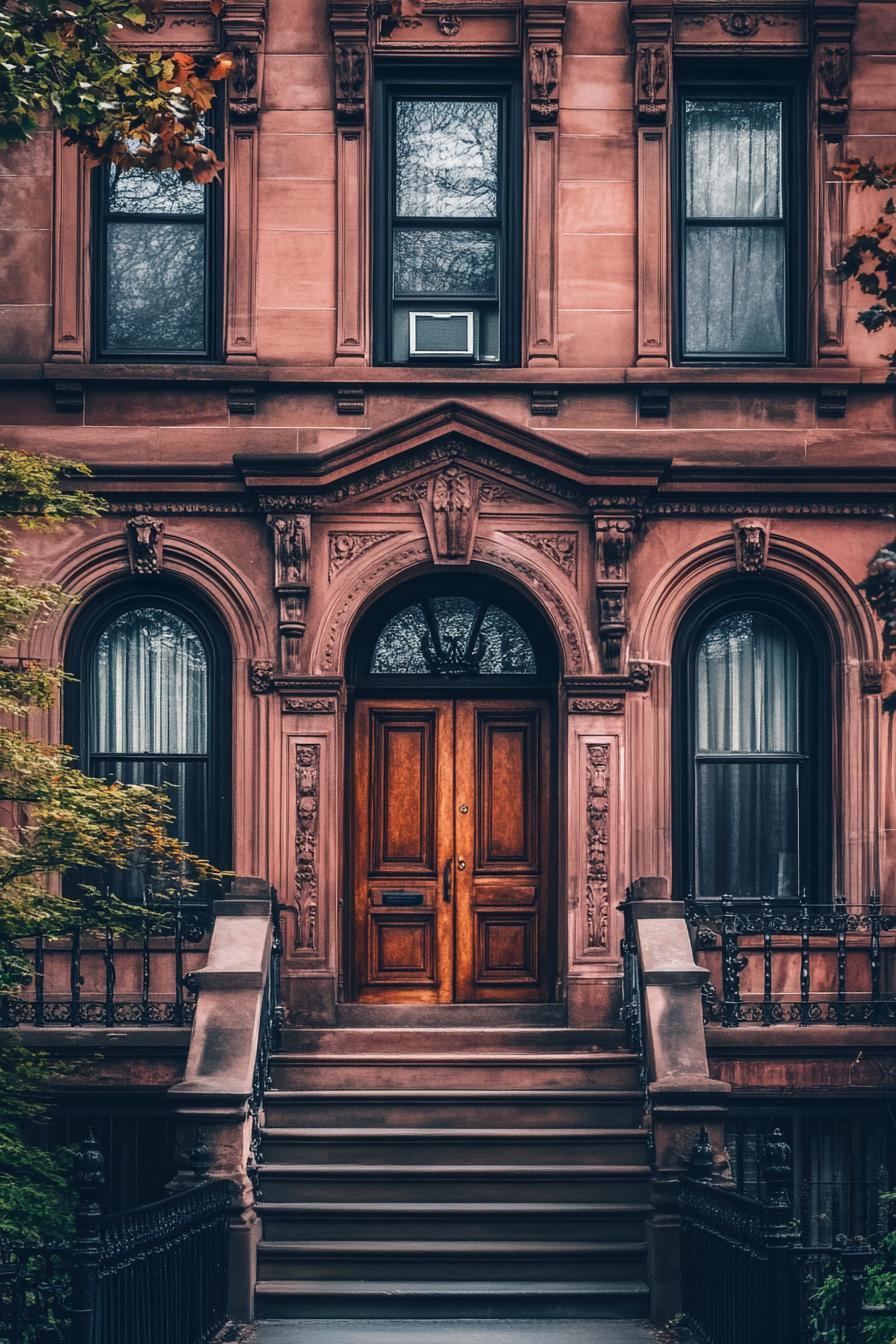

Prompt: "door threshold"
[335,1004,567,1028]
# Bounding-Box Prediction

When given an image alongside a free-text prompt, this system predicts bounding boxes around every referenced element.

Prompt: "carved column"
[813,0,857,364]
[524,2,566,366]
[267,513,312,673]
[330,2,371,364]
[630,1,672,366]
[222,2,266,364]
[593,510,639,673]
[51,135,90,362]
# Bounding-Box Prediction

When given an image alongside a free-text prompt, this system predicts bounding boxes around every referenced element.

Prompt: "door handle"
[442,859,452,903]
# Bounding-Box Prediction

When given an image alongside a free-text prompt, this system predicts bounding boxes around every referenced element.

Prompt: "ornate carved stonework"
[593,513,639,674]
[380,0,424,37]
[570,698,624,715]
[860,661,884,695]
[221,1,266,121]
[585,743,611,949]
[283,696,338,714]
[628,660,652,692]
[249,660,274,694]
[421,466,479,563]
[529,45,560,123]
[861,538,896,658]
[509,532,577,580]
[636,43,668,121]
[268,513,312,671]
[294,744,320,951]
[733,517,770,573]
[818,43,851,125]
[328,531,397,580]
[126,514,164,575]
[335,44,366,124]
[437,13,462,36]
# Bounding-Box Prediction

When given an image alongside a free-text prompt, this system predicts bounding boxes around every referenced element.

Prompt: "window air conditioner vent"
[409,311,475,358]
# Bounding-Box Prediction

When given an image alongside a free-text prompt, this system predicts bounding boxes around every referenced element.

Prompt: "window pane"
[684,224,785,356]
[478,605,537,674]
[105,220,206,352]
[393,228,497,297]
[696,612,799,753]
[395,99,498,218]
[96,757,209,852]
[695,760,799,900]
[685,99,782,219]
[92,607,208,754]
[371,604,432,674]
[109,164,205,216]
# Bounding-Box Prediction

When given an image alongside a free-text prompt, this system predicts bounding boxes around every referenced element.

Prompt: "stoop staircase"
[253,1013,651,1320]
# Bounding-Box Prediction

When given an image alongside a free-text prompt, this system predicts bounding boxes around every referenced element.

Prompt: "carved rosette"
[126,514,164,575]
[295,744,320,951]
[733,517,770,573]
[585,743,611,950]
[593,513,639,674]
[328,531,396,580]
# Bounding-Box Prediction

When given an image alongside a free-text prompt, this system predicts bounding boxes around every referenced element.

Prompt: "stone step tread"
[258,1241,648,1257]
[266,1089,643,1102]
[258,1163,653,1177]
[254,1280,651,1298]
[262,1127,646,1140]
[257,1201,653,1216]
[273,1054,636,1065]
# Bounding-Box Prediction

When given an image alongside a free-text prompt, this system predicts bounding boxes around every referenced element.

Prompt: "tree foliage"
[835,159,896,381]
[0,0,231,181]
[0,448,219,1245]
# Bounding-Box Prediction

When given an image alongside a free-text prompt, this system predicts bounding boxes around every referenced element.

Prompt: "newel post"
[70,1132,104,1344]
[624,877,731,1322]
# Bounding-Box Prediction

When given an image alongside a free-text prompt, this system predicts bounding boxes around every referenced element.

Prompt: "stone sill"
[0,363,887,388]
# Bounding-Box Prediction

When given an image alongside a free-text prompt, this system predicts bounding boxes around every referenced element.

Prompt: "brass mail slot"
[381,891,425,907]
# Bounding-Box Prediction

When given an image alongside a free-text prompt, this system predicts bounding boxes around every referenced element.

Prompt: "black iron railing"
[681,1130,896,1344]
[686,894,896,1026]
[246,888,284,1199]
[619,894,653,1151]
[0,1135,231,1344]
[2,894,211,1028]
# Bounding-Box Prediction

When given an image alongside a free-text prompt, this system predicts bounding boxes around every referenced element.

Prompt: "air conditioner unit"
[409,311,475,359]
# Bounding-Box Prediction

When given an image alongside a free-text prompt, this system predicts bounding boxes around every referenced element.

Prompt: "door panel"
[455,701,550,1002]
[352,697,551,1003]
[353,701,454,1001]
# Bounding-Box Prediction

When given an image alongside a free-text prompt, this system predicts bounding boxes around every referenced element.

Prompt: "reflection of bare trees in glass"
[394,228,496,296]
[109,164,205,216]
[106,221,206,350]
[395,99,499,218]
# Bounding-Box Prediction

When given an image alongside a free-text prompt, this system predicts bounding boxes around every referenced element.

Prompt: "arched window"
[67,591,231,875]
[675,589,829,903]
[351,583,554,687]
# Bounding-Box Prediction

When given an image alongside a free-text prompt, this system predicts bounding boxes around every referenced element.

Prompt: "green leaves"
[834,159,896,381]
[0,0,228,182]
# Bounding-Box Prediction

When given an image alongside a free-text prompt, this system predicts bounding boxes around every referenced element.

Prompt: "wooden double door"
[351,697,553,1002]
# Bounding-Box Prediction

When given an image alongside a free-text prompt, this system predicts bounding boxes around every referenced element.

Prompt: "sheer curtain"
[684,98,786,356]
[91,607,209,851]
[694,612,801,900]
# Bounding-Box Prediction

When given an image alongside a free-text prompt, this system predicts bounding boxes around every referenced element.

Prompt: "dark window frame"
[372,61,522,367]
[348,576,557,692]
[673,65,806,366]
[64,581,232,871]
[91,119,224,362]
[672,580,831,905]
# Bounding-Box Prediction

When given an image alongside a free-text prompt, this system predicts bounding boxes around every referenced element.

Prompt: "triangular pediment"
[235,402,667,511]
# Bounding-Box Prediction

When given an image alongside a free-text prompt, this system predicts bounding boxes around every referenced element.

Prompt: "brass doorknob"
[459,804,469,815]
[457,857,467,870]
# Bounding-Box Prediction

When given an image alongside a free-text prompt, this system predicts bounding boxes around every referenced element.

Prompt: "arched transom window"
[370,595,538,678]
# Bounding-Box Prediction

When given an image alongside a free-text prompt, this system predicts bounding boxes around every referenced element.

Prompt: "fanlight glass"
[370,596,537,676]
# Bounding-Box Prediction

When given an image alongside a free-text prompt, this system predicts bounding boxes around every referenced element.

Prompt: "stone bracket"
[267,513,312,672]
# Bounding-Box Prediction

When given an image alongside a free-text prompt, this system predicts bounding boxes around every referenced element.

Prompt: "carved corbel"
[420,465,480,565]
[330,1,372,362]
[248,659,275,694]
[630,2,672,365]
[220,2,266,363]
[813,0,857,362]
[267,514,312,671]
[524,2,566,366]
[732,517,770,574]
[593,512,639,674]
[126,514,164,575]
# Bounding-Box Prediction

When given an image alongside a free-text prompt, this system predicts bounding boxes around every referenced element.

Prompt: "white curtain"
[92,607,208,755]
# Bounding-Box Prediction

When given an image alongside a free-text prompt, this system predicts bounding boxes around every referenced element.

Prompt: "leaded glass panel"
[368,596,537,677]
